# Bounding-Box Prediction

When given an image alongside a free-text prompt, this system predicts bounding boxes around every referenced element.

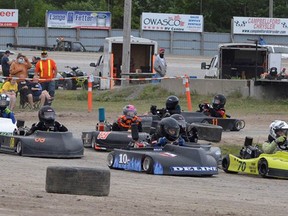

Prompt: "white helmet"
[269,120,288,139]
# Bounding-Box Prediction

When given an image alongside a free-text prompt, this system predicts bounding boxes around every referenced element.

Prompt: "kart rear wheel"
[91,136,96,149]
[107,153,115,169]
[222,155,238,174]
[16,141,22,156]
[63,79,73,90]
[142,156,154,174]
[258,158,268,177]
[231,120,245,131]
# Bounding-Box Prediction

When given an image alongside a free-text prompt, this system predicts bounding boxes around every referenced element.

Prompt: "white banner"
[142,12,203,32]
[233,16,288,35]
[0,9,18,27]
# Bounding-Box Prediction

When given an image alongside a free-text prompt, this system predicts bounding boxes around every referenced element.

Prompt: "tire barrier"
[46,166,110,196]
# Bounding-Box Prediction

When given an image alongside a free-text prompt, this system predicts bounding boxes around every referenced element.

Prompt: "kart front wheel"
[222,155,238,174]
[258,158,268,177]
[231,120,245,131]
[16,141,22,156]
[142,156,154,174]
[107,153,115,169]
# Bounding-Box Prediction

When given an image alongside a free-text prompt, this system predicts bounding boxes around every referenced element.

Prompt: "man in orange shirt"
[34,51,57,105]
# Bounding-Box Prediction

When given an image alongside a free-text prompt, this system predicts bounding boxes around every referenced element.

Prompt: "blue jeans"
[152,73,161,84]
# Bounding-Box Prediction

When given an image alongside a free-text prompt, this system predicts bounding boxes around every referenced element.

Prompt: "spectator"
[153,48,167,83]
[112,104,143,132]
[0,93,16,124]
[25,106,68,136]
[31,56,40,66]
[0,77,18,111]
[28,75,51,108]
[34,50,57,105]
[262,120,288,154]
[9,53,32,79]
[1,50,13,77]
[18,74,31,108]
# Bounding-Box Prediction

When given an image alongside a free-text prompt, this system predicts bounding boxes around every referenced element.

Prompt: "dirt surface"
[1,110,288,216]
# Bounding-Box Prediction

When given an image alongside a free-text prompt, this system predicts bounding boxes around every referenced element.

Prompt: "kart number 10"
[119,154,129,164]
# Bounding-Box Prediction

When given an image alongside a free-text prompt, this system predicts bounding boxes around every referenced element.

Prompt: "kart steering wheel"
[277,140,288,150]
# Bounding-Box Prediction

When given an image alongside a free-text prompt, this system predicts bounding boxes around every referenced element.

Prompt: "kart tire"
[231,120,245,131]
[142,156,154,174]
[82,132,92,148]
[107,152,115,168]
[258,158,268,177]
[46,166,110,196]
[63,79,73,90]
[222,155,238,174]
[91,136,96,149]
[16,141,22,156]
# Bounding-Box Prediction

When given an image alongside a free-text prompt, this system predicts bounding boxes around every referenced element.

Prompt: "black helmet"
[165,95,179,110]
[212,94,226,110]
[0,94,10,110]
[170,114,186,129]
[38,105,56,126]
[269,67,277,76]
[158,117,180,142]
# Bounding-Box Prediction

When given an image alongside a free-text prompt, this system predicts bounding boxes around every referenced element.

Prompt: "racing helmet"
[38,105,56,126]
[123,104,137,118]
[269,67,278,77]
[269,120,288,140]
[165,95,179,110]
[0,94,10,110]
[170,114,186,130]
[212,94,226,110]
[158,117,180,142]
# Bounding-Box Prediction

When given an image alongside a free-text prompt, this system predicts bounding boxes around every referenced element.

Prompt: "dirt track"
[1,111,288,216]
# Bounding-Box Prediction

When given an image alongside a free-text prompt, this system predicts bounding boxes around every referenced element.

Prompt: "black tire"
[63,79,73,90]
[71,80,77,90]
[46,166,110,196]
[231,120,245,131]
[258,158,268,177]
[16,141,22,156]
[91,136,96,149]
[142,156,154,174]
[107,153,115,169]
[222,155,238,174]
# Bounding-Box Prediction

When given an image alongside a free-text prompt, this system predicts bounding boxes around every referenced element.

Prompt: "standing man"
[1,50,13,77]
[153,48,167,83]
[34,50,57,105]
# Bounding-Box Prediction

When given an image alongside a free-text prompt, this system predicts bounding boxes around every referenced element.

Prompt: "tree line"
[1,0,288,32]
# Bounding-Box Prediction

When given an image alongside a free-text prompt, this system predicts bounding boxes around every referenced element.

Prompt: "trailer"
[90,36,158,90]
[201,43,282,79]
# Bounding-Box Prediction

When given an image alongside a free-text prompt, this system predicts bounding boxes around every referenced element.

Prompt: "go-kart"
[107,128,219,176]
[58,66,88,90]
[0,118,83,158]
[222,137,288,179]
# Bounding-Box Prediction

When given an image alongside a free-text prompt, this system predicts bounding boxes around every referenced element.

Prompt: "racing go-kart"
[0,118,83,158]
[222,137,288,179]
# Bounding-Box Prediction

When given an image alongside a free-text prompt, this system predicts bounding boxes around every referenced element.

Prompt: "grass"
[15,84,287,154]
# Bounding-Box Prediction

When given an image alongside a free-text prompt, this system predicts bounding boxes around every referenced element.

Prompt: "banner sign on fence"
[141,12,203,32]
[233,16,288,35]
[0,9,18,27]
[47,11,111,29]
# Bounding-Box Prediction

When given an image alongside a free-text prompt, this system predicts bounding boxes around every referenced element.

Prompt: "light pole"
[269,0,273,17]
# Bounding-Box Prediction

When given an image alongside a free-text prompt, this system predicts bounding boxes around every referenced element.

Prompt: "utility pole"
[121,0,132,87]
[269,0,273,17]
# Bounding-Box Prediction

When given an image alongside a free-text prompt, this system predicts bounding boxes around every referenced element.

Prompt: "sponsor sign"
[233,16,288,35]
[142,12,203,32]
[47,11,111,29]
[171,166,217,172]
[0,9,18,27]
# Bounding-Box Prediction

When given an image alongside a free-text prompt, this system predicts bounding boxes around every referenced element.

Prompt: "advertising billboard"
[0,9,18,27]
[47,11,111,29]
[233,16,288,35]
[141,12,203,32]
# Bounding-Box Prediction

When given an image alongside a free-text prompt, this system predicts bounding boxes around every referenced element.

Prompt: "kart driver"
[262,120,288,154]
[112,104,143,132]
[150,95,181,118]
[152,117,184,146]
[0,93,16,124]
[198,94,228,118]
[25,105,68,136]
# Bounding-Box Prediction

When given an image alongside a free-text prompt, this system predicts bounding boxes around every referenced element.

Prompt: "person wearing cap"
[1,50,14,77]
[10,53,32,79]
[34,51,58,105]
[153,48,167,83]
